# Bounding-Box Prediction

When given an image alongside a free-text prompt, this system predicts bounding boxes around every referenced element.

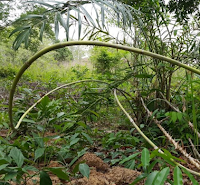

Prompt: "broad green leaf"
[40,171,52,185]
[126,159,135,169]
[62,122,75,131]
[141,148,150,169]
[9,147,25,168]
[130,173,148,185]
[12,29,30,50]
[32,133,44,148]
[147,160,159,173]
[171,112,177,123]
[22,118,35,124]
[0,164,9,171]
[70,138,80,146]
[58,12,67,29]
[23,165,39,172]
[72,162,83,174]
[182,168,199,185]
[79,163,90,179]
[0,159,9,165]
[80,6,96,27]
[9,26,30,37]
[69,149,86,167]
[88,110,99,117]
[34,148,45,161]
[177,113,183,121]
[70,133,79,141]
[119,152,140,165]
[145,171,159,185]
[47,168,69,181]
[173,166,183,185]
[153,167,170,185]
[82,133,93,144]
[57,112,65,118]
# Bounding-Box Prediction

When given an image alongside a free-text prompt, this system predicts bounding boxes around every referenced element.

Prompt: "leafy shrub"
[0,66,16,78]
[90,46,127,76]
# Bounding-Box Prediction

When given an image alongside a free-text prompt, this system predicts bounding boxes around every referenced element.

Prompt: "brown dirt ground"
[9,153,142,185]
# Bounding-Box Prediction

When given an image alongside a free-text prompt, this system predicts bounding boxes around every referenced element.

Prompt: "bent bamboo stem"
[114,89,200,176]
[15,80,109,129]
[140,97,200,174]
[9,41,200,130]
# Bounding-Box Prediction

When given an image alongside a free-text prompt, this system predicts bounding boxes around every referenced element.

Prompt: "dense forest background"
[1,0,200,184]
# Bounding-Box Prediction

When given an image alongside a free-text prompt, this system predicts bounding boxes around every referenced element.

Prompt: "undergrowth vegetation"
[1,0,200,184]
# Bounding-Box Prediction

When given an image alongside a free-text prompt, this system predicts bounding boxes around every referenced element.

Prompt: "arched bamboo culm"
[9,41,200,130]
[8,41,200,176]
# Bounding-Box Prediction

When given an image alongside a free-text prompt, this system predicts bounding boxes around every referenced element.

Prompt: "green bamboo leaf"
[78,8,82,40]
[47,168,69,181]
[91,1,100,27]
[40,171,52,185]
[182,168,199,185]
[9,147,25,168]
[171,112,177,123]
[14,14,44,24]
[66,9,70,41]
[153,167,170,185]
[0,164,9,171]
[113,1,126,27]
[79,6,96,27]
[39,21,46,41]
[9,26,30,37]
[119,152,140,165]
[57,12,67,30]
[79,163,90,179]
[141,148,150,169]
[101,7,105,29]
[145,171,159,185]
[130,173,148,185]
[82,132,93,144]
[54,13,59,40]
[12,29,30,50]
[21,118,35,124]
[27,1,54,8]
[34,148,45,161]
[69,149,86,167]
[173,166,183,185]
[70,138,80,146]
[24,30,30,48]
[22,14,44,19]
[147,160,159,173]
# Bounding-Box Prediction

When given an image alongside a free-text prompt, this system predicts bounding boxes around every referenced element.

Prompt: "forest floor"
[1,82,200,185]
[0,128,199,185]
